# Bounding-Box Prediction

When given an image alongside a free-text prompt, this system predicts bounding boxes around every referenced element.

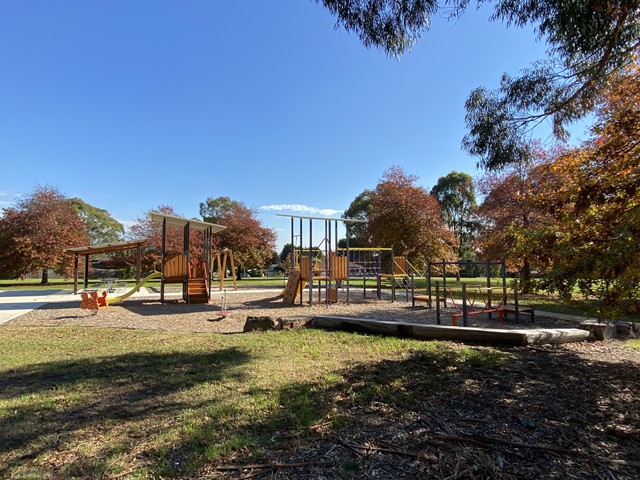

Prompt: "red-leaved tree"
[367,166,457,269]
[127,205,207,272]
[0,186,89,283]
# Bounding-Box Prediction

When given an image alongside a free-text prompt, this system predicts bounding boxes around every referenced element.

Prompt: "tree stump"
[243,316,278,332]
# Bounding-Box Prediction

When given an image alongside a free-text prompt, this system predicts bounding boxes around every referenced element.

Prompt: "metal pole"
[184,223,190,302]
[308,218,313,305]
[299,217,303,306]
[427,261,432,309]
[346,228,350,305]
[326,219,331,305]
[502,259,507,305]
[391,250,396,303]
[73,254,79,294]
[462,283,468,327]
[161,218,166,304]
[486,258,492,318]
[436,281,441,325]
[83,254,89,290]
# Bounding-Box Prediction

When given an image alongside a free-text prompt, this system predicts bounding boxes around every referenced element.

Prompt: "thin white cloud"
[260,204,342,217]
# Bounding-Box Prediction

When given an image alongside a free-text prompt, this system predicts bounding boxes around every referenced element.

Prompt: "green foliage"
[317,0,438,58]
[431,172,480,261]
[69,198,124,245]
[342,188,372,246]
[505,66,640,317]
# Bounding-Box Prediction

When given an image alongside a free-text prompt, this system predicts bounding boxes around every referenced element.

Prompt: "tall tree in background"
[341,189,372,247]
[367,166,456,268]
[0,186,88,283]
[200,197,276,275]
[69,198,124,244]
[318,0,640,170]
[430,172,479,268]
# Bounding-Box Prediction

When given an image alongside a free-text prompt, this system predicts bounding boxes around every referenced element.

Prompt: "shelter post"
[73,254,79,294]
[83,254,89,290]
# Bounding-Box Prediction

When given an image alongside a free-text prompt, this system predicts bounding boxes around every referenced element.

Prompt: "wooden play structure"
[69,214,228,307]
[211,248,237,291]
[279,214,363,305]
[412,259,508,309]
[149,212,226,304]
[66,239,148,294]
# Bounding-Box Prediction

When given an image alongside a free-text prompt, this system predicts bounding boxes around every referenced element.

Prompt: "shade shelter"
[148,212,226,304]
[65,238,148,294]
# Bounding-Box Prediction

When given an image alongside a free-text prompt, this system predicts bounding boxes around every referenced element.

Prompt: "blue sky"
[0,1,588,251]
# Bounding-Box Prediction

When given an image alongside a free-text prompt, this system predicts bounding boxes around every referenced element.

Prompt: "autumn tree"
[69,198,124,244]
[200,197,276,276]
[367,166,456,268]
[127,205,202,271]
[525,64,640,316]
[318,1,640,170]
[475,145,555,292]
[430,172,479,267]
[0,186,89,283]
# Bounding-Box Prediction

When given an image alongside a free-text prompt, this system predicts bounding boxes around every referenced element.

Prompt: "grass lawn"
[1,326,504,479]
[3,326,640,479]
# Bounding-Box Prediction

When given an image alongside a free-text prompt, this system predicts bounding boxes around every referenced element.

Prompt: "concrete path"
[0,290,78,325]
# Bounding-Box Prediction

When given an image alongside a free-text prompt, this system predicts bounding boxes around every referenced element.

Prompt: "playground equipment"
[105,272,163,305]
[279,214,364,305]
[216,289,231,317]
[66,239,148,294]
[211,248,237,291]
[430,280,535,327]
[149,212,226,304]
[278,214,422,305]
[414,259,508,309]
[80,290,108,310]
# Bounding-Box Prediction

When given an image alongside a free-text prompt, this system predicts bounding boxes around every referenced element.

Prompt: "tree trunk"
[41,268,49,285]
[520,260,532,293]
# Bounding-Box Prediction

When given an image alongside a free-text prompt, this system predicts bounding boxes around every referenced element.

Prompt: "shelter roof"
[148,211,227,233]
[65,238,148,256]
[276,214,366,223]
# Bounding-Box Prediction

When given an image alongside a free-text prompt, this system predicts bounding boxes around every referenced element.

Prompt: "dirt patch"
[4,287,581,333]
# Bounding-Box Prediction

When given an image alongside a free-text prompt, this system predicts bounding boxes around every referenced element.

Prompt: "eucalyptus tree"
[430,172,479,265]
[318,0,640,170]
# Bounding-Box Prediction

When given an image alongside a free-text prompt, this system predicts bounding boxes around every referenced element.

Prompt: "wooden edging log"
[311,316,590,346]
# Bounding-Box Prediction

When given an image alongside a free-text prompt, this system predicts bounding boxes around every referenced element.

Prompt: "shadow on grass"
[0,348,250,478]
[3,333,640,479]
[173,343,640,479]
